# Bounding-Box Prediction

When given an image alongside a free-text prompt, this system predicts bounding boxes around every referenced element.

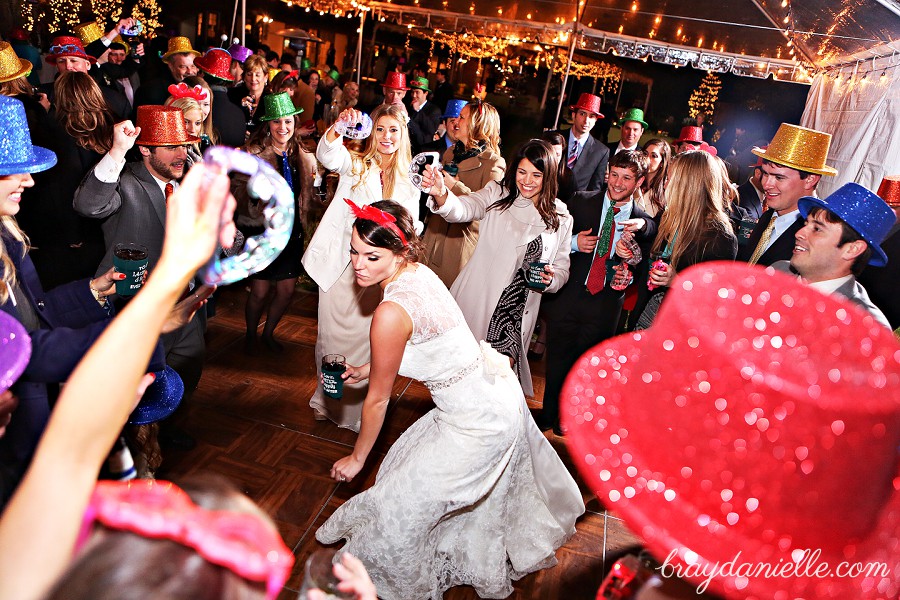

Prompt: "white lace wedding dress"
[316,265,585,599]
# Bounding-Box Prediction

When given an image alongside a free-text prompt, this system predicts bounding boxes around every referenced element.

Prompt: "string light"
[688,72,722,124]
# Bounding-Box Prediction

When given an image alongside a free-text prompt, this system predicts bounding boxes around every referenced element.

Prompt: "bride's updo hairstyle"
[352,200,422,262]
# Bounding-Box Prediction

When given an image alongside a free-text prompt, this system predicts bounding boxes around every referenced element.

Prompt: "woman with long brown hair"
[422,139,572,396]
[422,100,505,287]
[234,93,315,353]
[637,138,670,218]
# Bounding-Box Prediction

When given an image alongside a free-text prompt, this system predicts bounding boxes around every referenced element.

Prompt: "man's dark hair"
[109,42,127,52]
[808,206,873,276]
[609,149,649,180]
[762,159,816,181]
[265,50,279,63]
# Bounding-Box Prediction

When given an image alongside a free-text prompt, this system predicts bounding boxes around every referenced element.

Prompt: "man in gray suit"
[74,106,208,415]
[772,182,896,329]
[558,93,610,192]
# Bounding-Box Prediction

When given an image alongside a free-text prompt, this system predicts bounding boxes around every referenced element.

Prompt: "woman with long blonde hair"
[181,76,218,148]
[302,102,419,430]
[638,150,737,327]
[422,100,506,287]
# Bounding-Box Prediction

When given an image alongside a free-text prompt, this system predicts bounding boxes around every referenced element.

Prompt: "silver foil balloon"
[199,147,294,286]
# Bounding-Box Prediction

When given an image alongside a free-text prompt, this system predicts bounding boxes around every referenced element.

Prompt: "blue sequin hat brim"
[0,144,57,176]
[128,366,184,425]
[799,182,896,267]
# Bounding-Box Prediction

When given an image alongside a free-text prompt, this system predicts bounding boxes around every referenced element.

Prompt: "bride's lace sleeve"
[383,271,464,344]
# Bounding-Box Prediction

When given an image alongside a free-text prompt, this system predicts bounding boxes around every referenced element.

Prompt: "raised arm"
[0,163,236,600]
[317,108,361,174]
[330,301,411,483]
[72,121,140,219]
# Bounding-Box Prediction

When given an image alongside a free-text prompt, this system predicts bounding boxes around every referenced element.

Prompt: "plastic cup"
[298,549,354,599]
[322,354,346,399]
[737,218,758,246]
[526,261,548,290]
[113,243,149,296]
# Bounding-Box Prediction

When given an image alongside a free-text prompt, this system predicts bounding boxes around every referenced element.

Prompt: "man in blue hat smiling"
[773,182,896,329]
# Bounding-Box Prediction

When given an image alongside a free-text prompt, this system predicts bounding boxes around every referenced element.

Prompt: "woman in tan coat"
[422,101,505,287]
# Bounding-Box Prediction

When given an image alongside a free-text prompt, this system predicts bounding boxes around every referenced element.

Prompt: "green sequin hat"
[258,92,304,121]
[409,76,431,93]
[617,107,648,129]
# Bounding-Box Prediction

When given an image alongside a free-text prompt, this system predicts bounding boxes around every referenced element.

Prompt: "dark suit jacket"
[0,235,110,505]
[432,82,453,112]
[544,188,656,321]
[857,223,900,329]
[131,71,177,112]
[211,87,248,148]
[408,101,443,152]
[556,129,609,192]
[737,180,764,220]
[736,209,803,266]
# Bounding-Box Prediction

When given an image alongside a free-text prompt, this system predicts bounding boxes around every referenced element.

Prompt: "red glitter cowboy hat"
[381,71,408,91]
[570,92,603,117]
[194,48,235,82]
[674,125,704,145]
[562,261,900,599]
[46,35,96,66]
[135,105,200,146]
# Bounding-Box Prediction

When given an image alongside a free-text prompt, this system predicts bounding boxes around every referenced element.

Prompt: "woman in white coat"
[422,139,572,397]
[302,104,419,429]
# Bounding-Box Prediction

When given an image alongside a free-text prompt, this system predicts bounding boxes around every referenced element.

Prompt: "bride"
[316,199,584,599]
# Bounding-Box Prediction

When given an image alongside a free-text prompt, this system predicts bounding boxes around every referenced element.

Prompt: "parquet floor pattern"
[157,285,654,600]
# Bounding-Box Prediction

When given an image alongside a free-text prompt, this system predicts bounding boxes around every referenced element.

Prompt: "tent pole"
[356,10,365,84]
[241,0,246,46]
[554,28,579,130]
[540,52,556,112]
[229,0,239,44]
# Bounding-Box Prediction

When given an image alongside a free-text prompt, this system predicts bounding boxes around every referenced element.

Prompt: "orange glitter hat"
[135,105,200,147]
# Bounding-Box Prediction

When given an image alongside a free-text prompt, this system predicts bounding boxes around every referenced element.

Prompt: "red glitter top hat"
[135,105,200,146]
[674,125,703,145]
[46,35,96,66]
[570,93,603,117]
[381,71,408,91]
[877,175,900,208]
[562,261,900,600]
[194,48,235,82]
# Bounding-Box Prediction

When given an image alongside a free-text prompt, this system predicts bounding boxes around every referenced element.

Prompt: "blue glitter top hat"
[442,99,467,119]
[128,345,184,425]
[799,182,897,267]
[0,96,57,176]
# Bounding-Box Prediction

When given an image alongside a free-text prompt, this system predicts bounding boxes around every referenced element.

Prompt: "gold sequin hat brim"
[0,41,31,84]
[751,122,838,177]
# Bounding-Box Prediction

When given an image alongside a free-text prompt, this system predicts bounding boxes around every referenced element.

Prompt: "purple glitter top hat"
[227,43,253,64]
[0,96,57,176]
[0,312,30,394]
[799,182,897,267]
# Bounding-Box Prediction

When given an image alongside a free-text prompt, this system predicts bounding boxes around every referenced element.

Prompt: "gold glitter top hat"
[135,105,200,146]
[0,42,32,84]
[877,175,900,208]
[751,123,838,177]
[74,21,104,46]
[162,36,201,62]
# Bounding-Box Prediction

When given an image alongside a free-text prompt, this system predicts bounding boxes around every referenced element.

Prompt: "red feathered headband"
[344,199,408,246]
[167,82,209,102]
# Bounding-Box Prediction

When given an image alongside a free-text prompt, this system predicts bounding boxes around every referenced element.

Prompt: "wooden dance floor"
[159,284,651,599]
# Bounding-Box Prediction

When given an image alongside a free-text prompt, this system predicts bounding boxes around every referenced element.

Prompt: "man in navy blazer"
[737,159,765,220]
[539,151,656,435]
[557,93,609,192]
[738,124,837,267]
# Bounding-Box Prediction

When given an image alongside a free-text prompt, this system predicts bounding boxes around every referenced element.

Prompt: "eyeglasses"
[50,44,84,55]
[78,480,294,600]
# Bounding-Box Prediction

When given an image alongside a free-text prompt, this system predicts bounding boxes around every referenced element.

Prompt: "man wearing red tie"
[73,106,207,427]
[538,150,656,436]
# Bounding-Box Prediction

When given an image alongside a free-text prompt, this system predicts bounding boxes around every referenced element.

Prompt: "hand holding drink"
[647,258,670,290]
[322,354,347,399]
[113,243,149,296]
